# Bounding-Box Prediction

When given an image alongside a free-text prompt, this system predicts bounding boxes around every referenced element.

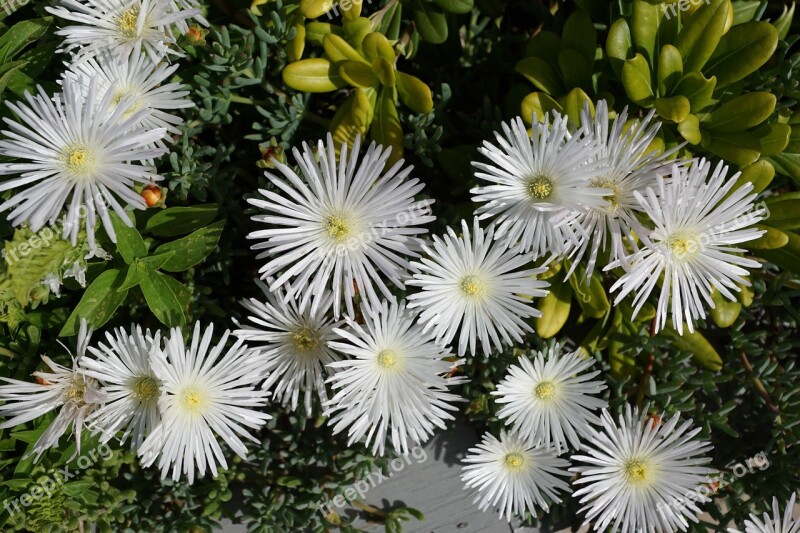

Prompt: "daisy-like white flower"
[571,405,715,533]
[461,431,571,521]
[471,111,609,258]
[609,159,766,334]
[138,323,272,484]
[0,321,106,460]
[64,51,192,145]
[80,325,162,449]
[324,300,466,456]
[247,134,435,319]
[47,0,200,63]
[730,493,800,533]
[233,280,340,416]
[167,0,207,34]
[567,100,678,278]
[407,218,549,357]
[492,344,607,452]
[0,78,167,247]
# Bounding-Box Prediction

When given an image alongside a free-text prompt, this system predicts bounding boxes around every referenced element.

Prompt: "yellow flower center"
[503,452,525,471]
[118,7,141,38]
[63,146,95,176]
[112,89,143,118]
[623,459,649,484]
[376,349,397,369]
[667,231,700,259]
[131,376,160,401]
[66,378,86,405]
[534,381,556,401]
[590,177,623,213]
[324,215,351,241]
[526,175,554,200]
[460,275,484,297]
[291,326,320,355]
[179,386,208,414]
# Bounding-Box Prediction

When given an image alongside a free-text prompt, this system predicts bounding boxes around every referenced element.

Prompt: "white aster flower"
[248,134,435,319]
[609,159,766,334]
[324,300,466,456]
[461,430,571,521]
[47,0,200,64]
[0,321,106,460]
[167,0,207,34]
[138,323,272,484]
[730,493,800,533]
[64,51,193,145]
[0,78,167,247]
[492,344,607,452]
[567,100,678,278]
[407,218,549,357]
[80,325,162,449]
[471,111,609,258]
[571,405,715,533]
[233,279,341,416]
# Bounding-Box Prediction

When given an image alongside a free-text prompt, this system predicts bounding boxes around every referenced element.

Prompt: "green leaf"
[743,225,787,250]
[773,2,795,41]
[728,160,774,196]
[621,53,654,106]
[371,89,403,166]
[753,123,791,156]
[515,57,563,95]
[0,18,51,63]
[768,153,800,187]
[631,0,661,64]
[662,327,723,372]
[521,92,562,123]
[678,113,702,144]
[282,58,347,93]
[657,44,683,96]
[322,33,366,64]
[362,32,396,62]
[413,0,448,44]
[299,0,335,19]
[655,95,690,123]
[144,204,218,237]
[331,88,374,149]
[560,87,594,129]
[396,72,433,114]
[111,212,147,264]
[432,0,473,14]
[674,0,728,72]
[60,269,129,336]
[705,92,776,131]
[710,288,742,328]
[62,481,95,498]
[140,270,187,327]
[762,193,800,231]
[535,275,572,339]
[153,220,225,272]
[339,60,380,88]
[756,230,800,274]
[562,10,596,64]
[558,48,591,89]
[705,131,762,167]
[567,264,610,319]
[705,22,778,88]
[606,18,633,78]
[674,71,716,112]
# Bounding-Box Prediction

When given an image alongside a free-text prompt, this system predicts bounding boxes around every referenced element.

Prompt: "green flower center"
[132,376,160,401]
[291,326,320,354]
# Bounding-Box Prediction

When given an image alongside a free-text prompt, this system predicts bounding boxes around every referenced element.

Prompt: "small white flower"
[248,134,435,319]
[64,51,193,146]
[471,111,608,257]
[567,100,677,278]
[0,321,106,460]
[47,0,200,63]
[80,325,162,449]
[233,280,341,416]
[64,261,88,287]
[407,218,549,357]
[0,78,167,247]
[461,431,571,521]
[730,493,800,533]
[571,405,715,533]
[324,300,466,456]
[609,159,766,334]
[492,344,607,451]
[138,323,272,484]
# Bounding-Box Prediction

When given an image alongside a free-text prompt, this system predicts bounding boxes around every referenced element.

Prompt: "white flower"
[138,323,272,484]
[0,321,106,460]
[730,493,800,533]
[609,159,766,334]
[166,0,207,34]
[407,218,549,357]
[47,0,200,63]
[461,431,571,521]
[324,300,466,456]
[80,325,162,449]
[247,134,435,319]
[571,405,715,533]
[0,78,167,247]
[233,280,340,416]
[64,51,193,145]
[567,100,677,278]
[471,111,608,258]
[492,344,607,451]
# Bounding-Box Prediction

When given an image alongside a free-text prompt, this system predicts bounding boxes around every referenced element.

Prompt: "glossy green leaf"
[631,0,661,64]
[154,220,225,272]
[515,57,563,95]
[282,58,347,92]
[144,204,218,237]
[561,88,594,129]
[339,60,380,87]
[756,230,800,274]
[728,160,774,196]
[675,0,728,72]
[655,95,690,123]
[432,0,473,14]
[396,72,433,114]
[705,22,778,88]
[372,57,396,87]
[111,213,147,264]
[521,92,561,123]
[657,44,683,96]
[773,2,795,41]
[322,33,366,64]
[0,18,51,63]
[60,269,129,336]
[743,225,787,250]
[678,113,702,144]
[622,53,654,106]
[413,1,448,44]
[535,276,572,339]
[753,123,791,156]
[562,10,597,63]
[706,92,776,131]
[762,193,800,231]
[674,71,716,112]
[663,327,723,371]
[371,89,403,166]
[140,270,186,327]
[558,48,591,89]
[606,18,633,78]
[362,32,396,62]
[710,288,742,328]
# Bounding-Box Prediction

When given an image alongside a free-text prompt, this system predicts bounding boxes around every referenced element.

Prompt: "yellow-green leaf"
[363,32,396,62]
[678,114,702,144]
[299,0,335,19]
[706,92,776,131]
[657,44,683,96]
[655,95,690,123]
[396,72,433,114]
[521,92,562,124]
[339,60,380,88]
[535,276,572,339]
[675,0,729,72]
[371,89,403,166]
[743,225,787,250]
[282,58,347,92]
[674,71,716,112]
[710,288,741,328]
[705,22,778,88]
[663,327,723,372]
[323,33,366,63]
[372,57,396,87]
[622,53,654,106]
[515,56,563,95]
[606,18,633,77]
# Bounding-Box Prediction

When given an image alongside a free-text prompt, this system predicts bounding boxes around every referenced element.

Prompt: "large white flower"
[461,430,571,521]
[567,100,677,278]
[233,280,341,416]
[138,323,271,484]
[80,325,162,449]
[730,493,800,533]
[609,159,766,334]
[47,0,200,63]
[247,134,435,319]
[492,344,607,451]
[571,405,715,533]
[324,300,466,456]
[471,111,608,258]
[0,321,105,460]
[407,218,550,357]
[0,78,167,247]
[64,51,192,145]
